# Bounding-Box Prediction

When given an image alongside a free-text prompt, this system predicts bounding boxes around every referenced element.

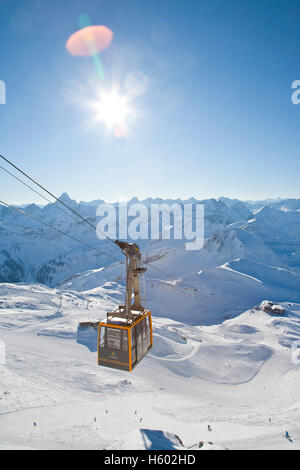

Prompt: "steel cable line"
[147,262,199,294]
[0,164,79,223]
[0,200,122,264]
[145,275,199,297]
[0,153,202,296]
[0,199,200,297]
[0,197,197,296]
[0,153,118,249]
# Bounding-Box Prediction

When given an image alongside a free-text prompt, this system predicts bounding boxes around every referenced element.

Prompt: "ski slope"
[0,283,300,450]
[59,253,300,326]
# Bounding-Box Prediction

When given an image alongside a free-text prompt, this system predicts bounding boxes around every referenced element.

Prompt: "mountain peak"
[58,193,75,204]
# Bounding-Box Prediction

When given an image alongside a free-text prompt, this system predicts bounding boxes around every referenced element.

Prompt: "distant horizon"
[2,181,299,206]
[7,192,299,208]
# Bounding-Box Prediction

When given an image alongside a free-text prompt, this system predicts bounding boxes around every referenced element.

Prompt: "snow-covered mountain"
[0,282,299,449]
[1,195,299,324]
[0,193,120,286]
[1,196,300,449]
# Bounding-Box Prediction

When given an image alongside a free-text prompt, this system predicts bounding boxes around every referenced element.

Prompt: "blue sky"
[0,0,299,204]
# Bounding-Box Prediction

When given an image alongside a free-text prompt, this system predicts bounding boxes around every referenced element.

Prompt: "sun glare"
[96,91,130,129]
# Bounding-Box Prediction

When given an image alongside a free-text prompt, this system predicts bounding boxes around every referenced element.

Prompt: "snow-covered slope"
[58,251,300,327]
[0,283,299,450]
[1,195,299,449]
[0,193,122,286]
[0,195,257,283]
[1,195,299,289]
[1,195,299,327]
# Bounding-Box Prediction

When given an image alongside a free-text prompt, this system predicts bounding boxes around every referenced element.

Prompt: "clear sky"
[0,0,300,204]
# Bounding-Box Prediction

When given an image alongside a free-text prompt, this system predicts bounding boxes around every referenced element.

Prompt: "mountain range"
[0,195,299,325]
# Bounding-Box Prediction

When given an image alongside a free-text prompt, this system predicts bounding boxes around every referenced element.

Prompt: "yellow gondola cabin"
[98,309,153,371]
[97,240,153,372]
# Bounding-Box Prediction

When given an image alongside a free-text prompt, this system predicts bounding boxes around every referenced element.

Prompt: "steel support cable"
[0,154,118,249]
[0,154,203,296]
[147,263,200,295]
[0,200,122,264]
[0,164,79,223]
[0,200,200,298]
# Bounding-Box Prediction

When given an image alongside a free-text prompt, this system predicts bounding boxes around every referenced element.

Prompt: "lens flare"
[114,124,128,139]
[124,71,149,99]
[66,25,113,57]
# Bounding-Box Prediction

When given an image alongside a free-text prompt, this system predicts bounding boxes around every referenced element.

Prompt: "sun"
[95,90,130,129]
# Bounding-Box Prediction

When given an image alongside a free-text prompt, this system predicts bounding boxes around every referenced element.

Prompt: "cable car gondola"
[97,241,153,371]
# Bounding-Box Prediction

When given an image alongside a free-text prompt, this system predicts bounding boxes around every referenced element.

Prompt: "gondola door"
[98,324,131,371]
[136,321,143,363]
[130,327,137,369]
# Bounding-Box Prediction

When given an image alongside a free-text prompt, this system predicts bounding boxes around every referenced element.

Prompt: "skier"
[285,431,293,443]
[208,424,212,432]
